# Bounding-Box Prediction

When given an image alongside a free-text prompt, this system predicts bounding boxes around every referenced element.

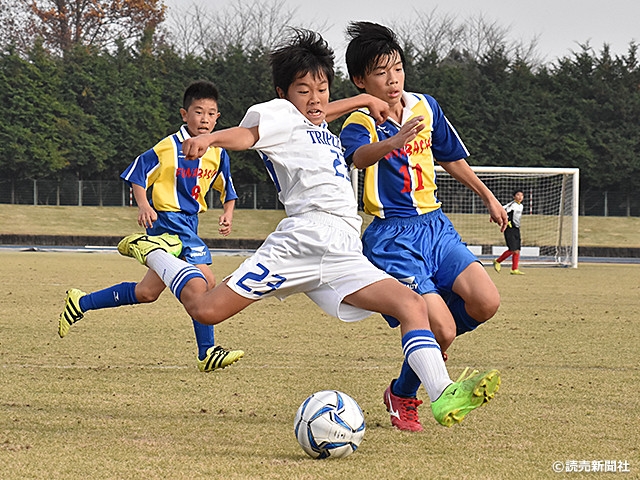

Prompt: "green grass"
[1,204,640,247]
[0,252,638,479]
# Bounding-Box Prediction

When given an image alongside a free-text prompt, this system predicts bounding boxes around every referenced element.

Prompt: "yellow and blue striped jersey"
[340,92,468,218]
[121,125,238,215]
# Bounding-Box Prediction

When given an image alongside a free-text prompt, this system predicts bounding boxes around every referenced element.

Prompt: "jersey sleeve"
[239,99,296,150]
[340,111,377,165]
[120,148,161,188]
[211,148,239,204]
[423,94,469,162]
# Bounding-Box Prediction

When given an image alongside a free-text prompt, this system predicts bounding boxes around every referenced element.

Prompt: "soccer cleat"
[197,346,245,372]
[383,381,424,432]
[117,233,182,265]
[510,269,525,275]
[493,260,501,273]
[431,368,501,427]
[58,288,86,338]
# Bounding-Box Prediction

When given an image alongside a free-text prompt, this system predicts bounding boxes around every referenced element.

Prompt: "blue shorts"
[147,211,211,265]
[362,209,478,327]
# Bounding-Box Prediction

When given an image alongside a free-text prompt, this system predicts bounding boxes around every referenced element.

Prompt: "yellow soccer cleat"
[510,269,525,275]
[493,260,501,273]
[117,233,182,265]
[431,368,501,427]
[197,346,245,372]
[58,288,86,338]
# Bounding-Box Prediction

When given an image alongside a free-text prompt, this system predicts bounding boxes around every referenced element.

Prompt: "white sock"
[146,250,190,288]
[405,342,452,402]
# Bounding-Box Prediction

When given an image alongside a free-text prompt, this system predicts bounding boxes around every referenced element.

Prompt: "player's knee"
[473,294,500,323]
[184,301,224,326]
[135,288,161,303]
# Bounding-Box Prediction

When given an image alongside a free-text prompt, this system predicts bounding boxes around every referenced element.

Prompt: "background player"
[494,188,525,275]
[340,22,507,431]
[58,80,244,372]
[115,28,500,429]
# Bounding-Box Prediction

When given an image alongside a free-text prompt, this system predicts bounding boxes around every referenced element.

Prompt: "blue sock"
[79,282,138,311]
[446,292,481,336]
[193,319,215,360]
[393,360,422,398]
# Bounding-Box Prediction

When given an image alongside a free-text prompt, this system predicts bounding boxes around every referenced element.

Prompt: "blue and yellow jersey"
[121,125,238,215]
[340,92,468,218]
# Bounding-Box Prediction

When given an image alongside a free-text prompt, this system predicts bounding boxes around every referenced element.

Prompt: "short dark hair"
[513,188,524,196]
[269,28,335,95]
[183,80,219,110]
[345,21,406,90]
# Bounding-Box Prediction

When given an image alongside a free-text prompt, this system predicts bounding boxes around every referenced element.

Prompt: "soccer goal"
[352,166,580,268]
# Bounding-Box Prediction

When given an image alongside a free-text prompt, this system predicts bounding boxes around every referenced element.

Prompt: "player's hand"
[137,205,158,229]
[366,96,391,125]
[218,214,232,237]
[487,198,508,232]
[182,135,212,160]
[390,116,425,150]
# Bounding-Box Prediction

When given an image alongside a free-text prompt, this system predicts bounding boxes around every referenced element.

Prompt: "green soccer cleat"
[197,346,245,372]
[431,368,501,427]
[493,260,501,273]
[117,233,182,265]
[59,288,86,338]
[510,269,525,275]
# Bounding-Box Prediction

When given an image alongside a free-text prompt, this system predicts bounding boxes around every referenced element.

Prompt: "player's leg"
[344,279,500,427]
[117,233,256,324]
[193,264,244,371]
[344,279,452,400]
[494,249,513,267]
[509,228,524,274]
[450,261,500,331]
[58,269,164,338]
[510,250,524,274]
[387,292,455,431]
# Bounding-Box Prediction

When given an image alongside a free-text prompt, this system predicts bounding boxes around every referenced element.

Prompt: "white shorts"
[226,212,392,321]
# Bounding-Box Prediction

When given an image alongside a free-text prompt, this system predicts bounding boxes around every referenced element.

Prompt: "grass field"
[2,204,640,247]
[1,250,638,479]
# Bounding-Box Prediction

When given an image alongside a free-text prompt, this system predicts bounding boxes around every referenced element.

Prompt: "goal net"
[352,166,579,268]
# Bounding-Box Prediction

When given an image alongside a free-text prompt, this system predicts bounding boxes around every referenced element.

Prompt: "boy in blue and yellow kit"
[340,22,507,431]
[58,80,244,372]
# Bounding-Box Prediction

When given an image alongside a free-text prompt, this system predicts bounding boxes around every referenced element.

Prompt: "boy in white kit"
[116,29,501,428]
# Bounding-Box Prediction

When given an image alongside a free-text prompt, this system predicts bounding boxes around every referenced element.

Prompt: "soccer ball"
[294,390,366,459]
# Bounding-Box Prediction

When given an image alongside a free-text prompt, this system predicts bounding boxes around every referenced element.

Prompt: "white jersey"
[504,200,523,228]
[240,99,361,233]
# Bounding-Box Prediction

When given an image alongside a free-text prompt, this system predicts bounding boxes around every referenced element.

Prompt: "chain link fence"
[0,178,283,210]
[0,178,637,216]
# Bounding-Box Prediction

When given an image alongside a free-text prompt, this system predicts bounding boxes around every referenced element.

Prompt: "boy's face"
[278,72,330,126]
[353,52,405,108]
[180,98,220,137]
[514,191,524,203]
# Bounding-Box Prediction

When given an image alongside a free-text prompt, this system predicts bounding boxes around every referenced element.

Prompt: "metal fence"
[0,178,283,210]
[0,178,637,216]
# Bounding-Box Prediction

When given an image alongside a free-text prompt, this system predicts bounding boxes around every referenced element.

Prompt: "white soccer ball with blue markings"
[294,390,366,459]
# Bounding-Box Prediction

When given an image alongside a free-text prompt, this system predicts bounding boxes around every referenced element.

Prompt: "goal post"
[353,166,580,268]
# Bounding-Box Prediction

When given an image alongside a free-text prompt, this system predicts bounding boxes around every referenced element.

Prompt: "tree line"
[1,0,639,199]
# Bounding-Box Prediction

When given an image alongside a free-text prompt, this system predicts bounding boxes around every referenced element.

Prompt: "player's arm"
[351,116,425,169]
[183,126,259,160]
[131,183,157,229]
[326,94,390,124]
[218,199,235,237]
[437,159,508,232]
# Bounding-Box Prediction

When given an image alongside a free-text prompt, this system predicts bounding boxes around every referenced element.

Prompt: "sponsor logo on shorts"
[397,276,419,290]
[189,245,208,258]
